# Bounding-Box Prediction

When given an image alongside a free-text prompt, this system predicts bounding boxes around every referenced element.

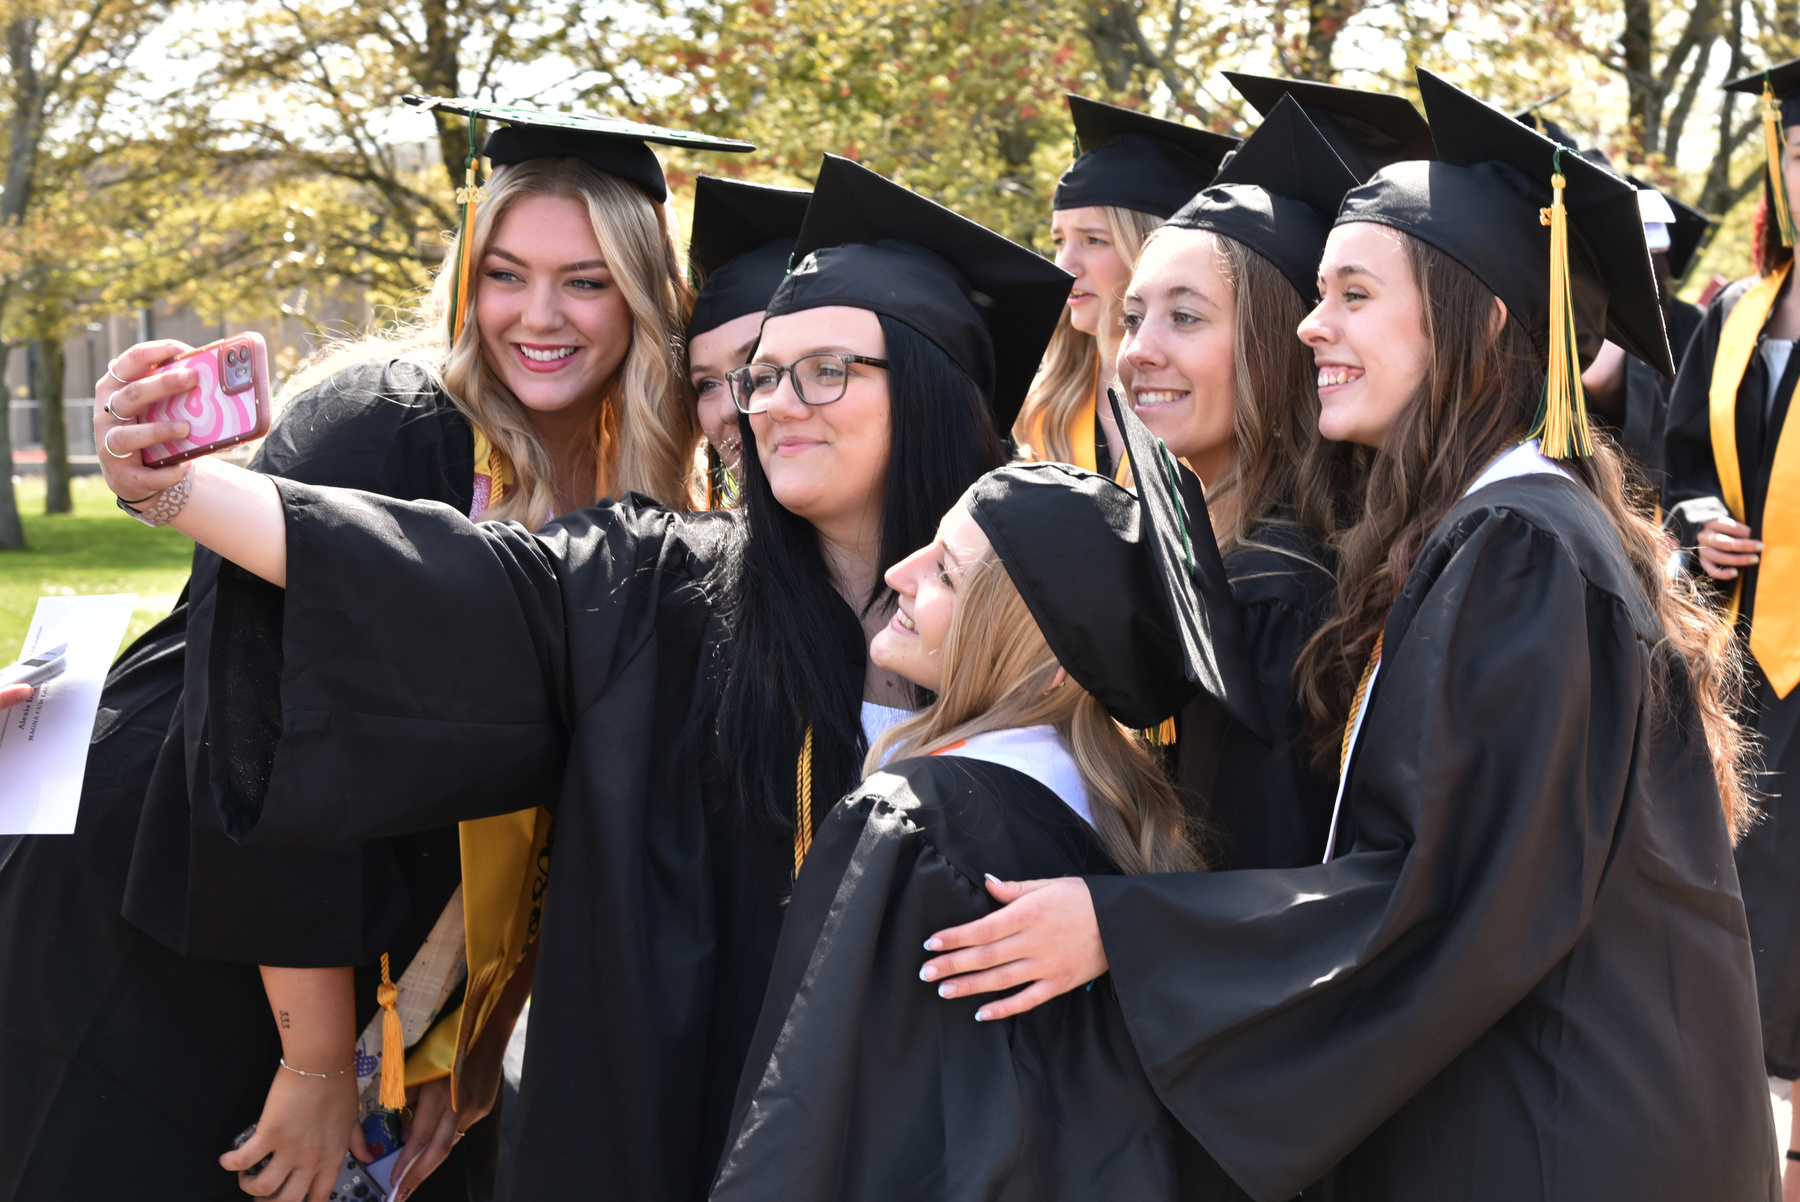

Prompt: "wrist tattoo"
[279,1009,291,1030]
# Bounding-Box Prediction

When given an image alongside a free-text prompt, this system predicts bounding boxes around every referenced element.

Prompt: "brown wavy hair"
[867,548,1204,873]
[1295,232,1753,838]
[1014,206,1163,463]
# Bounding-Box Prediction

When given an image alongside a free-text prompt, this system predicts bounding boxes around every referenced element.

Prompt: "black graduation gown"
[1089,475,1776,1202]
[1613,297,1702,490]
[205,477,867,1202]
[0,359,491,1201]
[1182,520,1337,870]
[1664,275,1800,1075]
[710,755,1191,1202]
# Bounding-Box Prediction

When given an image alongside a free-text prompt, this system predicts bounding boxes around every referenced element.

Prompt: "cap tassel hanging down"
[1533,148,1595,459]
[1763,73,1797,249]
[377,952,407,1110]
[448,115,488,344]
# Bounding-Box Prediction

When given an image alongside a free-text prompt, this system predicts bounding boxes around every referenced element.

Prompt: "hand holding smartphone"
[138,334,272,467]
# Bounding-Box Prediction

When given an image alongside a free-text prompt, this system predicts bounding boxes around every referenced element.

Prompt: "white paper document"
[0,594,138,834]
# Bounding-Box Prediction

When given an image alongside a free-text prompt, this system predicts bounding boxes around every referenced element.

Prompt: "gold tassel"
[377,952,407,1110]
[1532,153,1594,459]
[1139,716,1178,746]
[1763,77,1797,249]
[793,725,814,878]
[447,113,488,344]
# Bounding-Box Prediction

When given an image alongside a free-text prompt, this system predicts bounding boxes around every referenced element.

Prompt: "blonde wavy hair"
[1013,205,1164,463]
[281,157,698,527]
[866,547,1205,874]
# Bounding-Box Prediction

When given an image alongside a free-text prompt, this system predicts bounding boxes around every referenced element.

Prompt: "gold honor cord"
[794,725,815,878]
[1532,150,1595,459]
[1765,74,1797,249]
[1339,633,1384,781]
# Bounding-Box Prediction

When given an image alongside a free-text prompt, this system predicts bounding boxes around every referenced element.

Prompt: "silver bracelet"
[117,471,193,528]
[279,1057,353,1080]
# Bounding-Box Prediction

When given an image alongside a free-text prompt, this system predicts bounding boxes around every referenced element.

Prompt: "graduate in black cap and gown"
[1663,57,1800,1167]
[920,69,1775,1201]
[1,100,748,1202]
[686,176,811,506]
[1018,94,1236,473]
[710,395,1261,1202]
[1222,71,1436,182]
[1117,95,1369,870]
[88,152,1069,1202]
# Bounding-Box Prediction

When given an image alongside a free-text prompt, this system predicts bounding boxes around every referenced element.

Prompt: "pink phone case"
[139,334,273,468]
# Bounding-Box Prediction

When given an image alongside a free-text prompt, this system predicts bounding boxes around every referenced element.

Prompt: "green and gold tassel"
[1531,148,1594,459]
[1763,73,1797,249]
[447,116,488,344]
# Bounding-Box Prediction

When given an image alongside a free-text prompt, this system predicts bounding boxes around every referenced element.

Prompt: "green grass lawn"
[0,475,194,661]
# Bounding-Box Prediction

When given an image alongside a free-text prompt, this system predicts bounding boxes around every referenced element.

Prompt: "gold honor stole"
[402,426,555,1102]
[1023,363,1101,473]
[1709,261,1800,697]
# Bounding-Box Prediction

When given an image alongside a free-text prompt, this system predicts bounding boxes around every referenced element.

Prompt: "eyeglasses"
[725,353,889,415]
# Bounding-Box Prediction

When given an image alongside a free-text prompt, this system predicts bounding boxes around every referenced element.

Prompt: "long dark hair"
[712,314,1006,831]
[1295,233,1753,836]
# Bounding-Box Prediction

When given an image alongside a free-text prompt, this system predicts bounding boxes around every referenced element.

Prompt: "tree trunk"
[33,337,68,515]
[0,342,25,550]
[1303,0,1362,80]
[1620,0,1655,156]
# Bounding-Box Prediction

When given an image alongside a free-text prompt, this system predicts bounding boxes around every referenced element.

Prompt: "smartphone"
[139,333,272,468]
[231,1125,387,1201]
[0,643,66,690]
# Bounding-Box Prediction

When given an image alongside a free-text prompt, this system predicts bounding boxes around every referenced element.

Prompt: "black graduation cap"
[402,95,754,204]
[1724,57,1800,128]
[1223,71,1434,182]
[1626,174,1716,280]
[687,177,811,339]
[965,390,1266,738]
[1053,95,1240,217]
[766,154,1072,433]
[1510,106,1618,175]
[1339,69,1672,381]
[1165,95,1359,303]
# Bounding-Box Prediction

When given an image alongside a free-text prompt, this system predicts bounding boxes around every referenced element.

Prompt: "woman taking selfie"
[709,398,1264,1202]
[920,71,1774,1199]
[1117,96,1368,869]
[0,102,732,1202]
[90,154,1069,1202]
[1016,94,1236,472]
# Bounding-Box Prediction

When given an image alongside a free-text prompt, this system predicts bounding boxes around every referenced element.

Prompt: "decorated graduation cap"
[966,390,1266,738]
[1626,175,1716,280]
[1164,94,1359,304]
[1054,95,1240,218]
[402,95,754,341]
[687,177,811,340]
[1223,71,1434,182]
[1337,68,1671,458]
[1724,58,1800,249]
[767,154,1073,433]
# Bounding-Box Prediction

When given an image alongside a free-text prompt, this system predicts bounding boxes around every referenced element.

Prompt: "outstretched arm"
[93,341,287,586]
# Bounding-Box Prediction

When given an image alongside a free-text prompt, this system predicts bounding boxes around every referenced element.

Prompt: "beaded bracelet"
[116,471,193,528]
[279,1057,354,1080]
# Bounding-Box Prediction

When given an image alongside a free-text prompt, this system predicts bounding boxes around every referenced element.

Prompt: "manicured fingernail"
[176,422,190,437]
[938,983,955,998]
[919,964,937,981]
[984,873,1002,884]
[923,937,941,951]
[974,1010,989,1022]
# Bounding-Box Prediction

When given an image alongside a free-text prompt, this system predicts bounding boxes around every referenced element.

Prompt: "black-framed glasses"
[725,353,889,414]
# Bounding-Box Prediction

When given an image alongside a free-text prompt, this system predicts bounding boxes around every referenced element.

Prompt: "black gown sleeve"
[1088,485,1769,1201]
[712,756,1186,1202]
[1663,284,1742,546]
[121,359,476,965]
[219,481,706,847]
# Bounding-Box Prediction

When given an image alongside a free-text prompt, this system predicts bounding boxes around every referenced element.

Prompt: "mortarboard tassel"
[793,725,814,879]
[377,952,407,1110]
[1139,716,1178,746]
[1531,148,1594,459]
[447,117,488,344]
[1762,74,1797,249]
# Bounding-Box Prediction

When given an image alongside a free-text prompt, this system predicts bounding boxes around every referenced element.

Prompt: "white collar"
[935,725,1094,827]
[1464,439,1573,498]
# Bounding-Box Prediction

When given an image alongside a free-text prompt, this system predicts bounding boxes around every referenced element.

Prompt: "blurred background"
[0,0,1793,652]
